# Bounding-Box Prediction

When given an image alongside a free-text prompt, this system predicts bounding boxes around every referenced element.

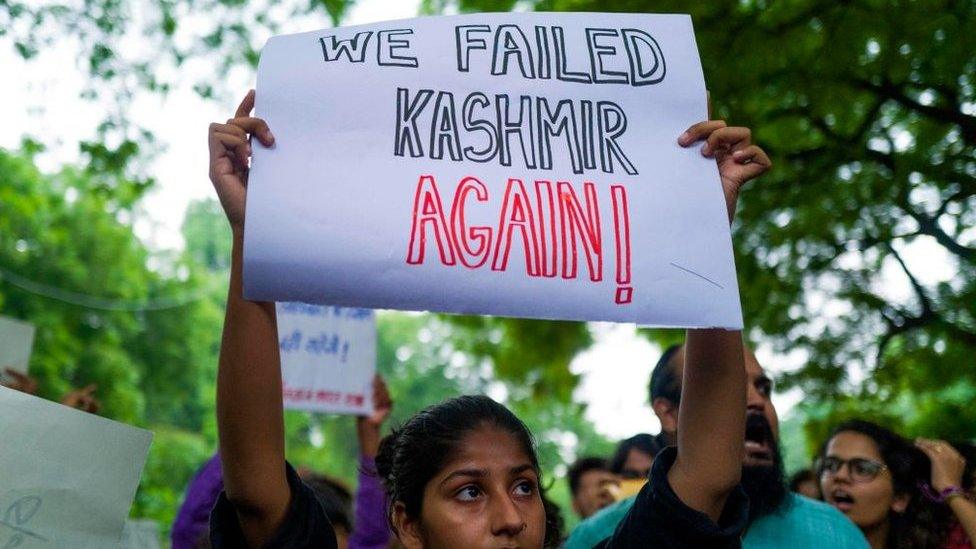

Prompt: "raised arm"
[668,330,745,521]
[209,90,289,545]
[668,119,771,521]
[916,439,976,546]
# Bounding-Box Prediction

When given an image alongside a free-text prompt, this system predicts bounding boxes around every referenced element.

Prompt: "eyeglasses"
[815,456,889,483]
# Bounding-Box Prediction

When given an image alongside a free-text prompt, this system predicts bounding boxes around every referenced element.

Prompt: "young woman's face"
[820,431,907,530]
[398,425,546,549]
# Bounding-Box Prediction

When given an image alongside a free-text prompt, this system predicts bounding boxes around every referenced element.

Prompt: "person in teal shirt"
[565,491,866,548]
[564,344,868,549]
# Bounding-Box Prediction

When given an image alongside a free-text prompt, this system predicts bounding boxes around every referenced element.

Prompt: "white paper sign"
[0,316,35,380]
[245,13,742,328]
[0,386,153,548]
[119,520,160,549]
[277,303,376,414]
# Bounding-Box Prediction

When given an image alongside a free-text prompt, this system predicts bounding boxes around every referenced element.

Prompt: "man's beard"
[741,413,788,525]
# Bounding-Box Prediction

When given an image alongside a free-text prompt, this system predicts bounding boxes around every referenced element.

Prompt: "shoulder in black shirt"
[596,446,749,548]
[210,462,339,549]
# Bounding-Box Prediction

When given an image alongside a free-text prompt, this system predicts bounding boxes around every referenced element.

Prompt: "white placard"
[277,303,376,414]
[244,13,742,328]
[119,519,160,549]
[0,316,35,381]
[0,386,153,548]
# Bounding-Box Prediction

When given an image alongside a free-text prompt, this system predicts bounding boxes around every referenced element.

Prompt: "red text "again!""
[405,174,633,304]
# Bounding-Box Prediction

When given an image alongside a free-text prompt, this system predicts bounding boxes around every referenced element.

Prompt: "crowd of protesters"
[4,88,975,549]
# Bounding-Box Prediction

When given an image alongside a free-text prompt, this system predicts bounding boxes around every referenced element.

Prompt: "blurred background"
[1,0,973,538]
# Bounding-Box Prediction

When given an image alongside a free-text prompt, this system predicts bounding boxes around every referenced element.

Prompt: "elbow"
[224,487,269,518]
[223,480,288,521]
[709,467,742,500]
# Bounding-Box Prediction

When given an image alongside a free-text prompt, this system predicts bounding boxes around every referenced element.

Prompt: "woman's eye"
[456,485,482,501]
[513,480,536,497]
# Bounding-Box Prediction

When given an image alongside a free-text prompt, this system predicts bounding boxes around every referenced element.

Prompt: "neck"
[862,520,890,549]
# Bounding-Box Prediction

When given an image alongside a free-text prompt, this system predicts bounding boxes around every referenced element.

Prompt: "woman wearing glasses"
[816,420,974,549]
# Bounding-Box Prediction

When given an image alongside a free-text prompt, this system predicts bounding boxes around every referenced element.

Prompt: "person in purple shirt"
[348,374,394,549]
[171,375,393,549]
[172,453,224,548]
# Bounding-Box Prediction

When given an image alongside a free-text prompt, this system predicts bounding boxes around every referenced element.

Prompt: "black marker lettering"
[456,25,491,72]
[377,29,418,67]
[621,29,666,85]
[394,88,434,157]
[586,28,629,84]
[319,31,373,63]
[597,101,637,175]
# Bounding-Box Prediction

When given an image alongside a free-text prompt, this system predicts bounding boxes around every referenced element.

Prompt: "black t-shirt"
[209,463,338,548]
[210,447,747,548]
[596,446,749,548]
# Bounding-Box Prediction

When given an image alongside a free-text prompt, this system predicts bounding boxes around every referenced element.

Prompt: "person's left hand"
[678,120,771,222]
[356,375,393,458]
[916,438,966,492]
[61,384,101,414]
[360,375,393,428]
[2,368,38,395]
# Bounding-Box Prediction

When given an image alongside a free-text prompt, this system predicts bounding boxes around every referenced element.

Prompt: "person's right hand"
[2,368,38,395]
[208,89,275,231]
[61,384,101,414]
[916,438,966,493]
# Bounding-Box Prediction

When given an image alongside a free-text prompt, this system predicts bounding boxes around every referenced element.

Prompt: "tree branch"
[904,207,976,262]
[851,78,976,142]
[886,243,934,316]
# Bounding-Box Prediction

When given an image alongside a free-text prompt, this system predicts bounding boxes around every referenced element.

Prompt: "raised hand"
[61,384,101,414]
[916,438,966,493]
[356,375,394,458]
[207,89,275,231]
[678,120,771,222]
[2,368,38,395]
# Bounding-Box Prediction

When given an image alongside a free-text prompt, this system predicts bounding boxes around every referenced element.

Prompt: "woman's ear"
[392,501,424,549]
[891,493,911,514]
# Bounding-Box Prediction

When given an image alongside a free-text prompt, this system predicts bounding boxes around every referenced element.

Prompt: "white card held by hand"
[244,12,741,328]
[0,316,35,382]
[0,387,153,548]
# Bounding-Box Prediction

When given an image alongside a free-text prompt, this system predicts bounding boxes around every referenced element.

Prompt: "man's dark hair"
[567,456,609,495]
[609,434,662,476]
[648,344,682,406]
[788,468,817,493]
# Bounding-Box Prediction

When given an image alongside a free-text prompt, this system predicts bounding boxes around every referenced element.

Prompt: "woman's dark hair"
[375,395,561,546]
[819,420,952,549]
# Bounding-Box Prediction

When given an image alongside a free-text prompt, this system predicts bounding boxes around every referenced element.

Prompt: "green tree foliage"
[2,0,361,151]
[0,143,210,530]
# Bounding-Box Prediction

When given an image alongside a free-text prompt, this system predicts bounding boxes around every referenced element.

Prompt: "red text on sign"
[405,174,633,304]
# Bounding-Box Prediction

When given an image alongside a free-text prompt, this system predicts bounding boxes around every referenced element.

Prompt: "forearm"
[356,419,381,458]
[668,328,745,522]
[949,496,976,545]
[216,231,290,541]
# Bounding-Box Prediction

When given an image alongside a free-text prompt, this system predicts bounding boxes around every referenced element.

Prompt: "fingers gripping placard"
[244,13,742,328]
